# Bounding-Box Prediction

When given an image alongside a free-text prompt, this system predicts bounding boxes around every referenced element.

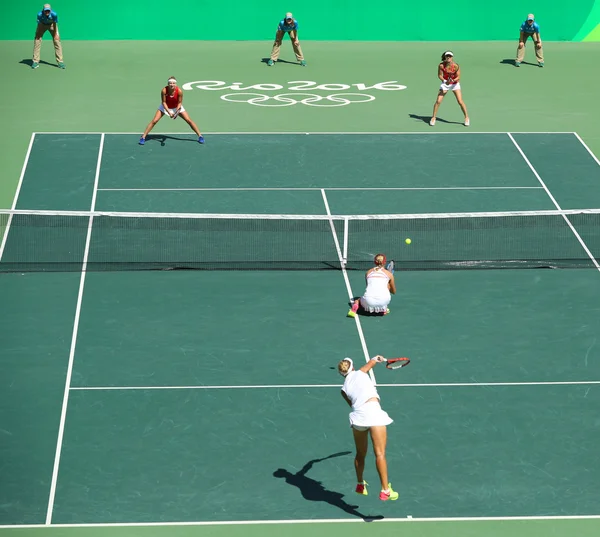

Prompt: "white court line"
[45,133,105,526]
[97,186,543,192]
[573,132,600,167]
[33,131,577,135]
[2,514,600,529]
[508,133,600,272]
[320,189,375,383]
[69,380,600,390]
[0,133,36,259]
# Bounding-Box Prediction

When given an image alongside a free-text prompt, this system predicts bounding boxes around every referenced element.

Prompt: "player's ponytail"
[374,253,386,267]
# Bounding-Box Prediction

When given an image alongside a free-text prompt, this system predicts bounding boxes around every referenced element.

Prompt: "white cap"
[527,14,535,20]
[43,3,51,10]
[340,357,354,376]
[285,12,293,19]
[443,50,453,57]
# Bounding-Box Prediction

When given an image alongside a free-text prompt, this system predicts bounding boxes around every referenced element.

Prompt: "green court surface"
[2,41,600,537]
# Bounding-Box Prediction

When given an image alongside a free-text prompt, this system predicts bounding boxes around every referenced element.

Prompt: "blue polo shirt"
[520,21,540,34]
[38,10,58,25]
[278,19,298,32]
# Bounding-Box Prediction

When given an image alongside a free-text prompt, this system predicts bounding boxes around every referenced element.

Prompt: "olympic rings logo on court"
[220,92,376,107]
[181,80,407,107]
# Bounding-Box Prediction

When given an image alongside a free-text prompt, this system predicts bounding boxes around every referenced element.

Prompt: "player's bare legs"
[179,111,202,137]
[431,90,446,126]
[453,89,469,125]
[141,110,165,142]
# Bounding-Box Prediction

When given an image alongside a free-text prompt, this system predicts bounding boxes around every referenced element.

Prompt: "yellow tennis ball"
[405,238,412,245]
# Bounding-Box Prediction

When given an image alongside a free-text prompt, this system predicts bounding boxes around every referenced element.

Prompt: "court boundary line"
[45,133,106,525]
[574,132,600,167]
[2,514,600,529]
[507,134,600,272]
[0,133,36,258]
[97,186,544,192]
[32,131,578,135]
[320,189,375,382]
[69,380,600,390]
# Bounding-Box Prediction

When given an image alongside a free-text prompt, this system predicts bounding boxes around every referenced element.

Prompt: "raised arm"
[359,356,383,374]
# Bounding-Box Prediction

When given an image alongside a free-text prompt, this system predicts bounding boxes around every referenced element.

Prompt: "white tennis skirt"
[360,295,390,313]
[158,104,186,115]
[439,82,461,92]
[349,401,393,431]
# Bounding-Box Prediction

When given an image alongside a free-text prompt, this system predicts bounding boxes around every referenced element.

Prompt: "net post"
[342,217,349,267]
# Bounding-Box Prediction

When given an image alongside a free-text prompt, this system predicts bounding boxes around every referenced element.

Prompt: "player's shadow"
[499,59,538,67]
[273,452,384,521]
[408,113,464,126]
[260,57,301,66]
[143,134,199,146]
[19,59,58,68]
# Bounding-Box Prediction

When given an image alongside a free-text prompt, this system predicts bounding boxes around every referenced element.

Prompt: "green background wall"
[5,1,600,41]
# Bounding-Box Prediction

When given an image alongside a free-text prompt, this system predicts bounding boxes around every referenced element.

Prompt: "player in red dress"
[430,51,469,127]
[139,77,204,145]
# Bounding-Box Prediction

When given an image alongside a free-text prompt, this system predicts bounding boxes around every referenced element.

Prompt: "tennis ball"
[405,238,412,245]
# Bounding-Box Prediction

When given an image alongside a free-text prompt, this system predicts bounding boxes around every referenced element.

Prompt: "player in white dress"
[338,356,399,501]
[348,254,396,317]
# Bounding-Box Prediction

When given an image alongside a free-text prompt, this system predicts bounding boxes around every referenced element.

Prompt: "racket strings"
[386,358,410,369]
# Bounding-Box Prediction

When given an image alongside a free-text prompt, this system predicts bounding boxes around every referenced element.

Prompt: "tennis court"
[2,128,600,537]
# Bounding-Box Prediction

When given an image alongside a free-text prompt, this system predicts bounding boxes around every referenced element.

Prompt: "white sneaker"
[464,118,470,126]
[429,118,436,126]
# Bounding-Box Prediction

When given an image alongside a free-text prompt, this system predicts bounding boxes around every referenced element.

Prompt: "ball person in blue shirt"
[516,14,543,67]
[267,12,306,67]
[32,4,65,69]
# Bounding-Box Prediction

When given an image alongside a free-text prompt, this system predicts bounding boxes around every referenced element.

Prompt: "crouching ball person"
[338,356,399,501]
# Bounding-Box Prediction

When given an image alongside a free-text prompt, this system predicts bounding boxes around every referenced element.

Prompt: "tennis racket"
[386,260,395,274]
[375,356,410,369]
[172,109,180,119]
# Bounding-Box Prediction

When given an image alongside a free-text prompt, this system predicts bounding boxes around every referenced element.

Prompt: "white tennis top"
[363,267,391,301]
[342,370,380,410]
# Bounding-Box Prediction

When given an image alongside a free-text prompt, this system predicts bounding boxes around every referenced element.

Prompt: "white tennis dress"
[360,267,391,313]
[342,370,393,431]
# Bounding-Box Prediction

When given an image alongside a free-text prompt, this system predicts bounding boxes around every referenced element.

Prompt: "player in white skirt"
[430,51,469,127]
[347,254,396,317]
[338,356,399,501]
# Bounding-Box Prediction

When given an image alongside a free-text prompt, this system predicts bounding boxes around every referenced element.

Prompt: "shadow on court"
[143,134,200,146]
[260,57,302,66]
[499,59,540,67]
[273,452,384,522]
[19,59,59,68]
[408,113,464,126]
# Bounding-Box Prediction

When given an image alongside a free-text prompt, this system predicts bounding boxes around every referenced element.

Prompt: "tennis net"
[1,208,600,272]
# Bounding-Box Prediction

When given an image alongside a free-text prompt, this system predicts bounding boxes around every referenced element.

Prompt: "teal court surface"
[1,132,600,537]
